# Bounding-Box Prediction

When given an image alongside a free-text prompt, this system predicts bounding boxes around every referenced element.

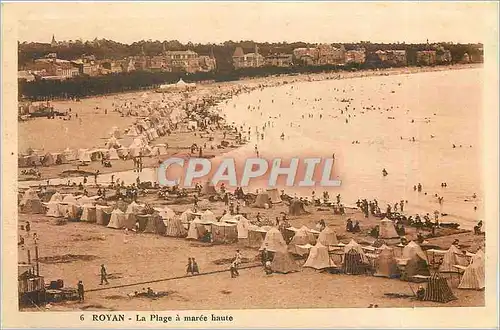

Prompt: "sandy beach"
[19,197,484,311]
[18,63,486,312]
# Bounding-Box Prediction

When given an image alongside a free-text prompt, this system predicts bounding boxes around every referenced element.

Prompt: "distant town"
[18,36,484,82]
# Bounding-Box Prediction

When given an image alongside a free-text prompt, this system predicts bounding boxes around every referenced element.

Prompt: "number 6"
[80,314,84,321]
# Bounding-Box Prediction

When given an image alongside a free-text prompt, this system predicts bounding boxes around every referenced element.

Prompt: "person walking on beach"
[191,258,200,275]
[230,259,239,278]
[100,264,109,285]
[77,280,85,302]
[186,258,193,276]
[235,250,242,266]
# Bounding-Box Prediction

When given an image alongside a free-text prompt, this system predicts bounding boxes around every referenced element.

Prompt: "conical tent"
[107,148,119,160]
[344,239,368,263]
[78,196,93,206]
[42,153,55,166]
[81,205,96,222]
[288,199,308,216]
[45,202,63,217]
[158,206,176,220]
[107,209,126,229]
[20,197,44,214]
[126,201,144,214]
[180,209,197,224]
[165,217,187,237]
[127,126,139,137]
[344,248,365,275]
[374,246,400,278]
[317,226,338,246]
[220,213,234,223]
[201,181,217,197]
[272,250,300,274]
[260,227,287,252]
[266,188,282,203]
[458,253,485,290]
[252,192,270,208]
[20,189,39,205]
[402,253,430,282]
[201,210,216,223]
[288,226,316,256]
[402,241,428,263]
[379,218,399,239]
[236,216,251,239]
[143,213,166,235]
[439,245,468,272]
[303,242,335,269]
[423,274,457,303]
[62,194,78,204]
[187,219,204,240]
[473,249,485,262]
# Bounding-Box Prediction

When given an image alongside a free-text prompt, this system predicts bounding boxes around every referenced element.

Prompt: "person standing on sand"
[77,280,85,302]
[100,264,109,285]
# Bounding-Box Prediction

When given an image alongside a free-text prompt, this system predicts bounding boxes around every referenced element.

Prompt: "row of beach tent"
[19,188,484,292]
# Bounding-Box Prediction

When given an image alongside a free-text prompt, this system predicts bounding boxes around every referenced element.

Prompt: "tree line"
[19,39,483,71]
[18,39,483,100]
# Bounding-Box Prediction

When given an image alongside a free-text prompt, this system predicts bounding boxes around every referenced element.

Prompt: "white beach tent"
[402,241,428,263]
[317,226,338,246]
[236,216,252,239]
[201,210,216,223]
[49,192,63,203]
[126,126,140,137]
[126,201,145,214]
[379,218,399,239]
[303,242,336,269]
[45,201,64,218]
[77,196,94,206]
[439,245,468,272]
[107,148,120,160]
[107,209,126,229]
[458,250,485,290]
[259,227,287,252]
[288,226,316,256]
[186,218,203,240]
[220,213,234,223]
[155,206,176,221]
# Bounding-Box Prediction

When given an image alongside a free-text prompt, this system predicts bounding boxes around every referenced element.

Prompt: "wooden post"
[35,245,39,276]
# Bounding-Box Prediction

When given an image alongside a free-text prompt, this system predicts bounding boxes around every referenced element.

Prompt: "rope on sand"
[86,263,262,293]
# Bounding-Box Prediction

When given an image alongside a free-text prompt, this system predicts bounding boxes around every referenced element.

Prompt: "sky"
[9,2,499,44]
